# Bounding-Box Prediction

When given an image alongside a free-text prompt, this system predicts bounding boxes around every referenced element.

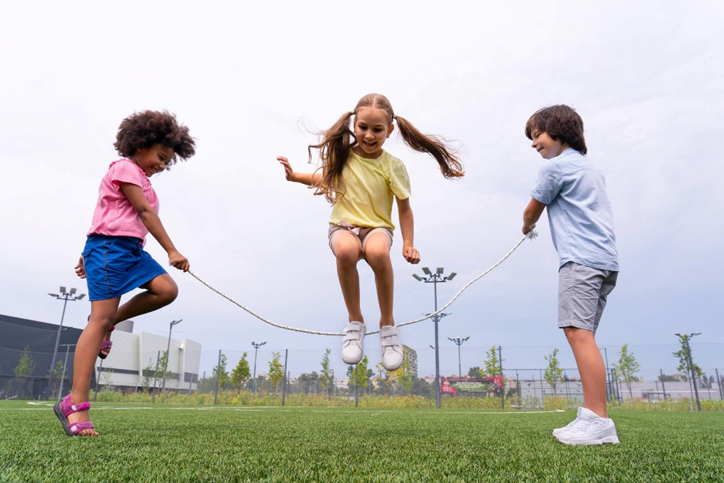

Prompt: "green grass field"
[1,401,723,482]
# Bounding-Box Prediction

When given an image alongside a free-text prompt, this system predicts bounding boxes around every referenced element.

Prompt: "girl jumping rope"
[54,110,195,436]
[277,93,464,371]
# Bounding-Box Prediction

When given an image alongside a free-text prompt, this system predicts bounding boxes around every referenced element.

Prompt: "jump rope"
[187,230,538,336]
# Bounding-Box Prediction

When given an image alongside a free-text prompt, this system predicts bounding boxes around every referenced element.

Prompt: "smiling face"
[133,144,174,177]
[529,126,569,160]
[352,107,394,159]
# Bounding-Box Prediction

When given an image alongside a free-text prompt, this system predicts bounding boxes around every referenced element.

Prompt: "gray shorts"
[328,224,393,260]
[558,262,618,334]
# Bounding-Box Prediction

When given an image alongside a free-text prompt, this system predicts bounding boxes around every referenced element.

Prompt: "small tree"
[397,352,413,393]
[230,352,251,394]
[673,334,704,404]
[213,353,229,390]
[347,356,371,391]
[47,359,65,398]
[612,344,641,399]
[157,351,174,387]
[480,346,501,378]
[544,349,563,396]
[319,349,334,399]
[480,346,504,397]
[12,346,36,399]
[468,366,481,378]
[140,358,155,391]
[268,352,285,396]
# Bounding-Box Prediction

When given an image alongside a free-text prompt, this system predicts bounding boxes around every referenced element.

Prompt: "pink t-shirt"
[87,159,159,244]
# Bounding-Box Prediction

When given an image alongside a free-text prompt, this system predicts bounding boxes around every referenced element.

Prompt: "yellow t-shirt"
[329,150,411,230]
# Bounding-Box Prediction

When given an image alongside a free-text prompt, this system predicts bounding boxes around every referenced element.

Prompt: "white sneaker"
[380,325,403,371]
[552,407,585,438]
[555,407,620,445]
[341,321,365,364]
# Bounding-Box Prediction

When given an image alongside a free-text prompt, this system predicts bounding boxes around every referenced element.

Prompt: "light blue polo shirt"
[531,148,618,271]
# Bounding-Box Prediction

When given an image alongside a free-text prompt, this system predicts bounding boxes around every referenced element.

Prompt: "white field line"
[3,403,567,415]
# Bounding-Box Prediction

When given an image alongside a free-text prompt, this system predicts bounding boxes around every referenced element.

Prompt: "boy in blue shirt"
[522,105,620,445]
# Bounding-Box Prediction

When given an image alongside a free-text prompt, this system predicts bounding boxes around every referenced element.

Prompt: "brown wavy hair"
[114,110,196,167]
[309,93,464,204]
[525,105,587,155]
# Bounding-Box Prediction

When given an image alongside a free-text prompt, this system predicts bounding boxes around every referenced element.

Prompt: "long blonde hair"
[309,93,464,204]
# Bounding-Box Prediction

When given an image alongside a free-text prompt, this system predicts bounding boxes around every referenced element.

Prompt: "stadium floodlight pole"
[161,319,183,392]
[46,287,85,399]
[448,336,469,378]
[675,332,702,411]
[252,341,267,393]
[413,267,456,409]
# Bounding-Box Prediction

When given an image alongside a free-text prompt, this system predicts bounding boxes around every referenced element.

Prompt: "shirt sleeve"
[388,156,411,200]
[530,162,562,205]
[110,160,145,189]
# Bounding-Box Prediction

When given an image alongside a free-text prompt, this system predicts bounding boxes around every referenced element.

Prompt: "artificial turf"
[0,401,722,482]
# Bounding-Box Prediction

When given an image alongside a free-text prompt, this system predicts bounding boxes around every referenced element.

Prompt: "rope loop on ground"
[188,231,537,336]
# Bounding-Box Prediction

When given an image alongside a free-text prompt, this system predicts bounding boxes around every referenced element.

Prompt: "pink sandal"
[54,394,96,436]
[98,326,115,359]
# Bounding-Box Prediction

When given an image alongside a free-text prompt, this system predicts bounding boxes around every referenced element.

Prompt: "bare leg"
[68,298,120,436]
[363,232,394,328]
[332,232,364,323]
[99,274,179,357]
[564,327,608,417]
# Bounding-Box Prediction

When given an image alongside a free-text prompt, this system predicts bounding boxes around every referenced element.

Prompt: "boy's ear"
[387,124,395,138]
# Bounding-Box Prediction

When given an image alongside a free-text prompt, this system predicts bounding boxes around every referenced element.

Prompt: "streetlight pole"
[46,287,85,399]
[161,319,183,392]
[252,341,266,393]
[448,336,469,378]
[675,332,702,411]
[413,267,456,409]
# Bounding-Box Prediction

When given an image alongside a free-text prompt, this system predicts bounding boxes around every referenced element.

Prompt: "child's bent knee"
[335,248,360,265]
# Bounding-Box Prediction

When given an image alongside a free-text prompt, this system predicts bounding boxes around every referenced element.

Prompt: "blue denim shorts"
[82,235,167,301]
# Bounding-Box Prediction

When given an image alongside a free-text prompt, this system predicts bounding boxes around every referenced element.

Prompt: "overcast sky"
[1,1,722,381]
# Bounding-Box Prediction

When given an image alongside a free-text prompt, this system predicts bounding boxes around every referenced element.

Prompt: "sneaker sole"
[341,352,363,365]
[382,361,403,371]
[556,435,620,445]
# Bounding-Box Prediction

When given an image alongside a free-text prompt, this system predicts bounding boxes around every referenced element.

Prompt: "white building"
[96,321,201,392]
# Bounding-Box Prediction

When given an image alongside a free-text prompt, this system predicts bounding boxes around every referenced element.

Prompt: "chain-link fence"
[3,312,722,407]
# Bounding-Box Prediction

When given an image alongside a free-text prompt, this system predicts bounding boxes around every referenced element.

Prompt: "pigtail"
[308,111,356,204]
[395,115,464,179]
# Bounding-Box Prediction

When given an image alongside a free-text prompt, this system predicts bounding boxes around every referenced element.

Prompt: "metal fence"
[4,342,722,408]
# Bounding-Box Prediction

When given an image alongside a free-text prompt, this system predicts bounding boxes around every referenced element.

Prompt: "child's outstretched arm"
[523,197,546,235]
[120,182,190,272]
[397,197,420,264]
[277,156,322,186]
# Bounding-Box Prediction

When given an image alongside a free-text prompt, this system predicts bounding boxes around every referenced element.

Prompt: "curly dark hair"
[114,110,196,166]
[525,105,587,155]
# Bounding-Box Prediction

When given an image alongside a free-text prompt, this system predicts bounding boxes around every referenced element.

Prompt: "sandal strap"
[61,394,91,417]
[69,421,95,435]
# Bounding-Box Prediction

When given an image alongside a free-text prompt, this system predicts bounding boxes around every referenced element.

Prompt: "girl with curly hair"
[54,110,195,436]
[277,93,463,371]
